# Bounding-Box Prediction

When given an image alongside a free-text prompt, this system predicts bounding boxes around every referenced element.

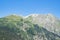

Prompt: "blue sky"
[0,0,60,18]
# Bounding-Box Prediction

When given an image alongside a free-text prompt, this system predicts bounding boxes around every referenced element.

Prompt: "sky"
[0,0,60,18]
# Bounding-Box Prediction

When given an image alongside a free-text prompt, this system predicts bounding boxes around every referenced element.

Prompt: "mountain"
[0,14,60,40]
[26,14,60,35]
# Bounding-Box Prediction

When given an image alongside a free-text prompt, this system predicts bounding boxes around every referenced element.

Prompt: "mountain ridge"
[0,14,60,40]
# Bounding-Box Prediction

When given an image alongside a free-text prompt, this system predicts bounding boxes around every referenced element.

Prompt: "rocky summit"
[0,14,60,40]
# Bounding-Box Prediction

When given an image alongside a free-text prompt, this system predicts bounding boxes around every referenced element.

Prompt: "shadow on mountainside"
[0,24,60,40]
[33,24,60,40]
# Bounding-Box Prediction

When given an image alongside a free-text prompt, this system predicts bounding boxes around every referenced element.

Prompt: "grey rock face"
[26,14,60,35]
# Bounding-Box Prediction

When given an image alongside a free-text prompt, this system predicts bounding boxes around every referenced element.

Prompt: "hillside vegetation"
[0,14,60,40]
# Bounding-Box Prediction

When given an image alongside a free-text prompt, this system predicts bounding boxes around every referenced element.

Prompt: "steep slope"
[26,14,60,35]
[0,14,60,40]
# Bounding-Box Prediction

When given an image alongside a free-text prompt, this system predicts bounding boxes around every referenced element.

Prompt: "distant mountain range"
[0,14,60,40]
